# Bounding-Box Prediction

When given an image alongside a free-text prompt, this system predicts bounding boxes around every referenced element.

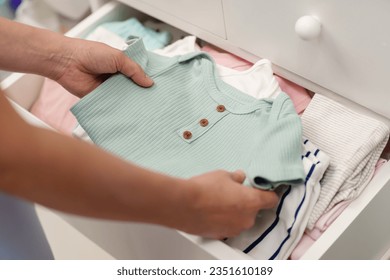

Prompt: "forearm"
[0,94,189,227]
[0,17,72,80]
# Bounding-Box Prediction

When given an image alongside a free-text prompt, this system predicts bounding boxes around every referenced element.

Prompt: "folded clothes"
[301,94,390,229]
[290,158,388,259]
[155,36,282,100]
[73,36,283,141]
[200,44,312,115]
[30,78,79,134]
[225,139,330,259]
[75,35,311,141]
[96,17,172,50]
[71,38,305,190]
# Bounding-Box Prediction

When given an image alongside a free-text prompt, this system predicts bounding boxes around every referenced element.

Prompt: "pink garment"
[30,78,79,134]
[201,44,312,115]
[201,45,252,71]
[275,76,312,115]
[290,158,388,259]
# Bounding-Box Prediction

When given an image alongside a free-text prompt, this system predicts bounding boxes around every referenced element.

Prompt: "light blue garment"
[0,0,14,19]
[71,38,305,190]
[97,17,171,50]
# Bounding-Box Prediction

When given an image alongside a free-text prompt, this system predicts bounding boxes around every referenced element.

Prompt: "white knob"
[295,15,321,40]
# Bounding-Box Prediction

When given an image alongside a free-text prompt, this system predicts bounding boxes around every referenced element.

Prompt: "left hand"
[55,38,154,98]
[173,170,279,239]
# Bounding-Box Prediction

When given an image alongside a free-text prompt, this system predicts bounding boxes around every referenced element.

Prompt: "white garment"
[73,35,281,141]
[225,139,330,260]
[216,61,280,100]
[301,94,390,229]
[153,35,200,56]
[290,157,388,260]
[86,26,128,50]
[154,36,281,100]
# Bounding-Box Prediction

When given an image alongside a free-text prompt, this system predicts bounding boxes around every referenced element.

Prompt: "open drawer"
[2,0,390,260]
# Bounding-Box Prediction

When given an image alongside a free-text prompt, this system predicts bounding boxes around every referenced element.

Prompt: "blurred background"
[0,0,107,80]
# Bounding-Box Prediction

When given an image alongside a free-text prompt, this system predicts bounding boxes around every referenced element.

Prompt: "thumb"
[230,170,246,183]
[251,188,279,209]
[117,54,154,88]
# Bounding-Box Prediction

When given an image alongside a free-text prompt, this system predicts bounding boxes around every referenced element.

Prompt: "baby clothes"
[143,19,190,44]
[154,36,282,100]
[30,78,80,134]
[73,36,282,141]
[85,26,128,50]
[200,45,312,115]
[215,61,280,100]
[301,94,390,229]
[155,36,302,103]
[274,76,312,115]
[290,158,388,259]
[225,139,330,259]
[30,19,171,134]
[153,35,201,56]
[289,200,351,259]
[71,38,305,190]
[201,45,252,71]
[97,17,171,50]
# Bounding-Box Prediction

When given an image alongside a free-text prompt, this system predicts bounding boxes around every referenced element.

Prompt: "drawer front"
[123,0,226,38]
[223,0,390,119]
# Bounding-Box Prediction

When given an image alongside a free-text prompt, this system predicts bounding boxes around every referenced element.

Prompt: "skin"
[0,17,278,239]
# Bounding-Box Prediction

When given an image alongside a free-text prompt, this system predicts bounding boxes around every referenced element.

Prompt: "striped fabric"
[71,38,305,190]
[301,94,390,229]
[224,139,330,260]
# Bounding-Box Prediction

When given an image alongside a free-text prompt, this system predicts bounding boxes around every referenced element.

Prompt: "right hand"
[176,170,279,239]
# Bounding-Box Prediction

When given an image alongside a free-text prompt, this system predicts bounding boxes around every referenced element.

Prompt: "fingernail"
[145,74,154,86]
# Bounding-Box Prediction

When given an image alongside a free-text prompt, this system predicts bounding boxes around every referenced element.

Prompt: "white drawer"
[3,0,390,260]
[223,0,390,120]
[118,0,226,38]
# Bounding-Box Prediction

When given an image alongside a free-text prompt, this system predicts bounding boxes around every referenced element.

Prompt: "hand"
[177,170,279,239]
[55,38,154,98]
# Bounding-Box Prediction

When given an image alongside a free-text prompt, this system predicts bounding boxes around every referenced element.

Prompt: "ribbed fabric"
[301,94,390,229]
[73,36,282,142]
[71,38,305,190]
[97,18,171,50]
[30,20,171,135]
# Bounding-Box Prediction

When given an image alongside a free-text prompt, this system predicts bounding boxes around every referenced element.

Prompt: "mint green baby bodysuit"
[71,38,305,190]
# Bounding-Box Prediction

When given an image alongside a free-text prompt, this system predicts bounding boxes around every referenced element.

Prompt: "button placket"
[177,104,229,143]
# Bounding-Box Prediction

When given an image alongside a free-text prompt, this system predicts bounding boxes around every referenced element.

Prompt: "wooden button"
[216,105,226,112]
[183,130,192,139]
[199,118,209,127]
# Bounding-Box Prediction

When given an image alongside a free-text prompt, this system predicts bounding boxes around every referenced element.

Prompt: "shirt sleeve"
[247,93,305,190]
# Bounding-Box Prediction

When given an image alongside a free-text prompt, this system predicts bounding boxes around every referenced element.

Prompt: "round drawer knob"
[295,15,322,40]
